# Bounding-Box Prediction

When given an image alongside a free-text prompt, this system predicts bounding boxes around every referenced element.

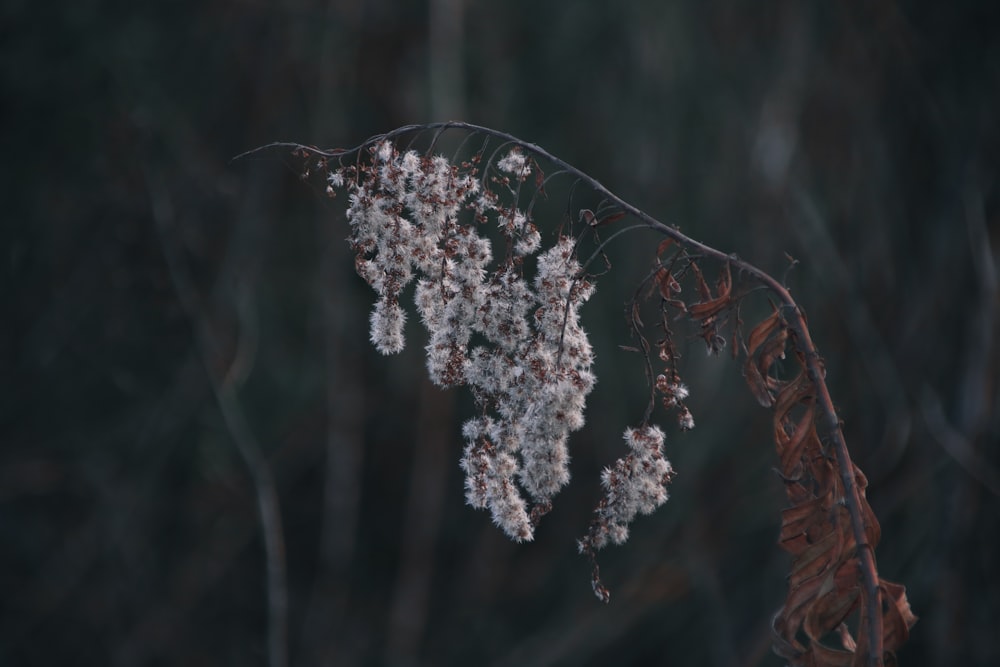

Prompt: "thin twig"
[921,388,1000,496]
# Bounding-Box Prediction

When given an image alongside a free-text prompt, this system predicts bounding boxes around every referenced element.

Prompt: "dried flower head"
[317,134,683,601]
[328,139,611,543]
[580,426,674,553]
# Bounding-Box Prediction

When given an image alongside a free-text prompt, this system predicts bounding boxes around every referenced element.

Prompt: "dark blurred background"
[3,1,999,665]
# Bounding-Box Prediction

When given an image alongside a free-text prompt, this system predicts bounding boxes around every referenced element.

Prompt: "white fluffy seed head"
[497,148,529,175]
[583,425,674,555]
[330,141,612,545]
[369,298,406,355]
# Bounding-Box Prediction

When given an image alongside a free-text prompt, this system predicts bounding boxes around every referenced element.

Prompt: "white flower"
[497,148,529,175]
[678,407,695,431]
[460,424,534,542]
[329,140,613,546]
[400,150,421,176]
[376,140,394,163]
[584,426,674,553]
[369,298,406,355]
[515,227,541,256]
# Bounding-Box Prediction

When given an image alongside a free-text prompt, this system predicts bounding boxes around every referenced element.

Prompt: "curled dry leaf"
[687,262,733,319]
[742,310,917,665]
[686,263,734,354]
[656,237,674,258]
[655,267,682,301]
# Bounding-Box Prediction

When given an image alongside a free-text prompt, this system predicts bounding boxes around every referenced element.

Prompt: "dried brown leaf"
[747,308,783,356]
[655,268,681,301]
[534,163,547,196]
[772,371,812,428]
[688,296,732,319]
[789,531,842,585]
[688,264,734,320]
[689,262,712,301]
[779,497,832,553]
[744,359,774,407]
[656,237,675,257]
[777,409,817,474]
[596,211,626,227]
[881,580,918,652]
[805,576,859,642]
[757,327,789,376]
[781,570,828,640]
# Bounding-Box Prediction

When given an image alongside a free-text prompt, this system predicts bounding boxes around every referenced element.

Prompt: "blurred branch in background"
[296,4,367,665]
[920,183,998,497]
[146,167,288,667]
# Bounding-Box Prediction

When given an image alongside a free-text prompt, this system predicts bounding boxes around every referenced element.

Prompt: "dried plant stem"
[359,123,886,659]
[245,121,904,662]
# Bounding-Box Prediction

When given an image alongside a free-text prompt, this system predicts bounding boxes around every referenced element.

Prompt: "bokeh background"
[4,1,999,665]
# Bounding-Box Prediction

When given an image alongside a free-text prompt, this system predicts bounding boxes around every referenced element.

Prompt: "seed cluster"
[328,139,674,561]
